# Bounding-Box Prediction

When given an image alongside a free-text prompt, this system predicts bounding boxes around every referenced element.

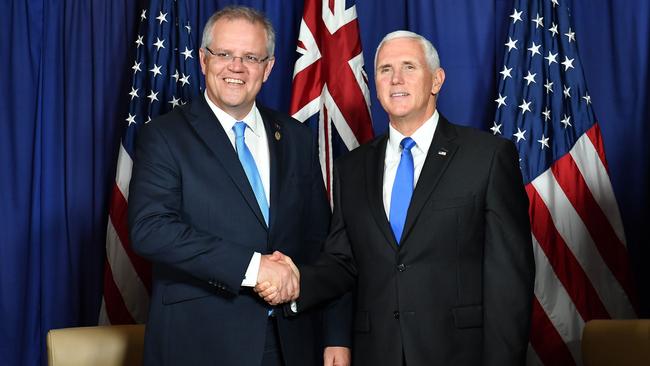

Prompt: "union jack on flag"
[493,0,637,364]
[290,0,374,201]
[100,0,201,325]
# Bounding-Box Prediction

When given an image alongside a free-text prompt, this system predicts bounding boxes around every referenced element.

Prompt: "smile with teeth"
[391,92,409,97]
[224,78,244,85]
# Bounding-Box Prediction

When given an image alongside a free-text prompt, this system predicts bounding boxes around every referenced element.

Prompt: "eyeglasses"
[204,47,270,65]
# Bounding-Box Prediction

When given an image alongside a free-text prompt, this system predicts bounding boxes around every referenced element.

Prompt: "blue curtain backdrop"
[0,0,648,364]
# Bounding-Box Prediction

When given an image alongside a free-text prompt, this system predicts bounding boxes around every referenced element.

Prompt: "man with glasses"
[129,6,350,366]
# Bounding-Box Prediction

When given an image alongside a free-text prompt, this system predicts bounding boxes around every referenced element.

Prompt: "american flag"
[99,0,201,324]
[493,0,637,364]
[290,0,374,201]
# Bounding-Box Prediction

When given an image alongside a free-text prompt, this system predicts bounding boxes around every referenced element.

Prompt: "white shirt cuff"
[241,252,261,287]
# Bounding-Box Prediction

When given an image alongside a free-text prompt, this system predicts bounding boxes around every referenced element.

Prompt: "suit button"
[397,264,406,272]
[393,311,400,319]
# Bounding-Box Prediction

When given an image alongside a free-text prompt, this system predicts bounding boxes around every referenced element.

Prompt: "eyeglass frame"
[204,46,271,66]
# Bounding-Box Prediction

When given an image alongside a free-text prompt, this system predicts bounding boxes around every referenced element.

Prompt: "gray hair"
[374,30,441,72]
[201,6,276,57]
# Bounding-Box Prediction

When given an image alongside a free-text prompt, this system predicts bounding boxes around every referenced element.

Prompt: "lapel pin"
[438,149,447,156]
[274,131,282,141]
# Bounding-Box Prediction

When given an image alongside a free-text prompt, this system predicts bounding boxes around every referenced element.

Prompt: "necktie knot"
[233,121,247,139]
[401,137,416,152]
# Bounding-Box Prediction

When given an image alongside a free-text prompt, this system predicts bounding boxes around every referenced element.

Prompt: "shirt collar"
[204,91,262,137]
[387,110,439,155]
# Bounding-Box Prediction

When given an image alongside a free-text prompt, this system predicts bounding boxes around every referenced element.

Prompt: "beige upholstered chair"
[46,324,145,366]
[581,319,650,366]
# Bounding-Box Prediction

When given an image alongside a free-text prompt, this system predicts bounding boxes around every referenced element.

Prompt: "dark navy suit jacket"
[129,95,349,365]
[298,116,535,366]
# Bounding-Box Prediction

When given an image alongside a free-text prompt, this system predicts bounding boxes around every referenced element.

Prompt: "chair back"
[582,319,650,366]
[46,324,145,366]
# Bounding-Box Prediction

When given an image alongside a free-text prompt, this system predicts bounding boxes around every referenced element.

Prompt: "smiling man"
[128,6,350,366]
[258,30,536,365]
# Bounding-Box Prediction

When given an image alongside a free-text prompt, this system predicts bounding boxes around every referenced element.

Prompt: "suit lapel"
[365,135,400,251]
[400,116,458,244]
[187,96,267,228]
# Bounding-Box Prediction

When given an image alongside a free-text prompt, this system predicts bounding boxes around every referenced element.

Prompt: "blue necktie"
[233,122,269,225]
[389,137,416,244]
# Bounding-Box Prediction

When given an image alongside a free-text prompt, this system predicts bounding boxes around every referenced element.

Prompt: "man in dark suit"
[128,6,350,366]
[258,30,535,365]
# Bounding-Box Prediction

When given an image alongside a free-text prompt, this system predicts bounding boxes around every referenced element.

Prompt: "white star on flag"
[156,11,167,24]
[545,51,558,65]
[490,122,502,135]
[562,56,575,70]
[495,93,507,108]
[528,42,541,57]
[147,90,159,103]
[518,99,532,114]
[181,47,193,60]
[129,87,139,100]
[510,9,523,23]
[537,134,550,149]
[513,127,526,142]
[150,64,162,78]
[524,71,537,85]
[500,65,513,80]
[505,37,518,52]
[153,37,165,51]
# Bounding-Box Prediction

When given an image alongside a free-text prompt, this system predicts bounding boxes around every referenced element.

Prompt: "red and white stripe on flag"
[525,124,637,365]
[290,0,374,201]
[99,145,151,324]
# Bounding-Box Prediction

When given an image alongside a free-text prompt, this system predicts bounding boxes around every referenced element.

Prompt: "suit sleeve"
[298,133,353,347]
[128,123,254,294]
[298,164,358,312]
[321,291,354,347]
[483,139,535,365]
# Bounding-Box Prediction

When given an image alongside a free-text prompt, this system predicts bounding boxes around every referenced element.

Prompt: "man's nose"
[391,69,404,84]
[228,57,246,71]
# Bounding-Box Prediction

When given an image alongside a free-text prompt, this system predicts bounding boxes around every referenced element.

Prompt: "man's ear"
[199,48,208,76]
[431,67,446,95]
[262,57,276,82]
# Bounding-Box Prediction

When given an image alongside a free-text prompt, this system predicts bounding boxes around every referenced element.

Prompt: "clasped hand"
[254,251,299,305]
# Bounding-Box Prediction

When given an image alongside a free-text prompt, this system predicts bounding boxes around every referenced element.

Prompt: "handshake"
[254,251,299,306]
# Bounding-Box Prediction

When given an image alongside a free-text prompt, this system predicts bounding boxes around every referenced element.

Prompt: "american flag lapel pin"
[438,148,448,156]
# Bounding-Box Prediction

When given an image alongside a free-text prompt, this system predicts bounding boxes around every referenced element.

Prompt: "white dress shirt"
[204,92,268,287]
[382,110,439,218]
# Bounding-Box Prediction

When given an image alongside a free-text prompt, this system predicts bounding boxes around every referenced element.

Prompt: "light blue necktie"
[233,122,269,225]
[389,137,416,244]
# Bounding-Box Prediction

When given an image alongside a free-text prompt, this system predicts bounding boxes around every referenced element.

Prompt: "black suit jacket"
[299,116,535,366]
[128,95,349,366]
